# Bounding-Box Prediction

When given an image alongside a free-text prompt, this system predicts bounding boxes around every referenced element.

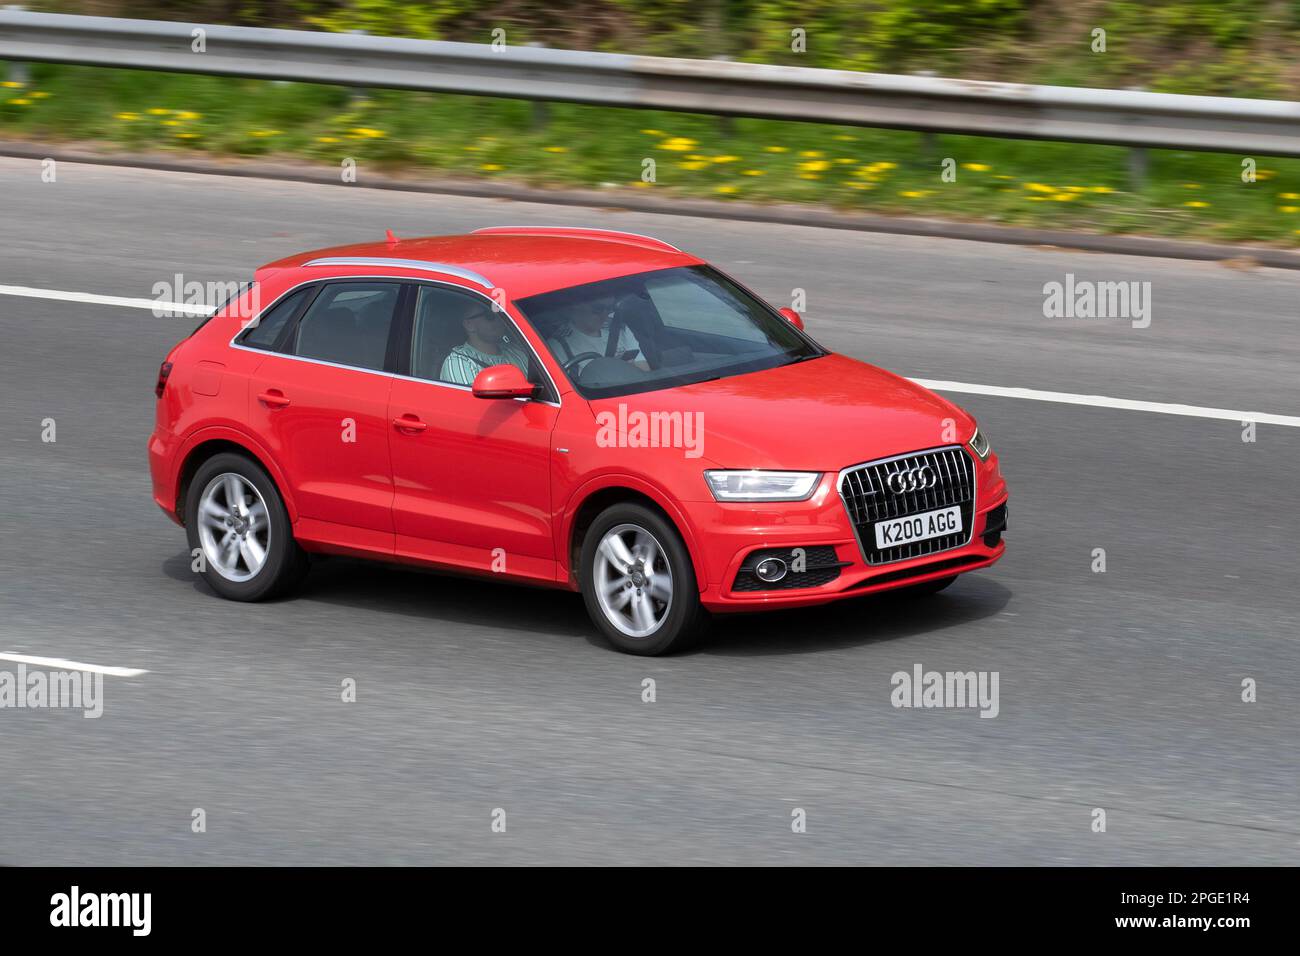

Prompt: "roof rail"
[301,257,493,288]
[471,227,682,255]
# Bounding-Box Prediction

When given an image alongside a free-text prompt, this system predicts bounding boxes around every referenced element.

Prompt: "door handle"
[392,415,427,433]
[258,389,290,408]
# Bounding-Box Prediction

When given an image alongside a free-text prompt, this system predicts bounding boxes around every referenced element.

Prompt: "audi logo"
[886,466,937,494]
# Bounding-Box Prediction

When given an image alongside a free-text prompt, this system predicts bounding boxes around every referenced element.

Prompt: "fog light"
[754,557,788,582]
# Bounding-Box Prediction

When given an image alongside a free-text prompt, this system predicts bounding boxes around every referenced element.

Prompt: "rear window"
[239,288,311,351]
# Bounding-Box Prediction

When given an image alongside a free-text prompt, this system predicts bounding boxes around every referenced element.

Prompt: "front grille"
[839,445,975,565]
[731,545,844,592]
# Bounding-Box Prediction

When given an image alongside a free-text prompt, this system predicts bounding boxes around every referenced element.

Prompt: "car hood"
[587,353,973,471]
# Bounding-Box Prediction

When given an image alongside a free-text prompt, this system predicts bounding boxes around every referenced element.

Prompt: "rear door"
[245,280,406,555]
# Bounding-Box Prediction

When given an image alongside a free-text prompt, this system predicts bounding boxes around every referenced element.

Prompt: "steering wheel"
[561,351,605,375]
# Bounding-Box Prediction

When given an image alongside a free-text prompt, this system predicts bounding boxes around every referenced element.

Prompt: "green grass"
[4,63,1300,245]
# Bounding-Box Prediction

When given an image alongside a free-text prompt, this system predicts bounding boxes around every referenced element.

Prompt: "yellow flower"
[1281,206,1299,213]
[763,145,788,153]
[833,134,857,142]
[632,180,653,188]
[875,162,898,170]
[316,136,340,144]
[678,161,708,170]
[1181,183,1202,189]
[175,111,202,121]
[1025,182,1055,193]
[1184,200,1209,208]
[994,174,1015,180]
[799,150,824,158]
[1090,185,1115,193]
[847,182,873,190]
[741,169,765,176]
[1280,192,1300,200]
[480,163,503,171]
[7,98,31,106]
[657,137,697,151]
[162,120,180,127]
[1,81,25,88]
[962,163,990,172]
[716,185,738,194]
[711,155,741,163]
[798,174,821,180]
[250,129,281,137]
[349,127,385,138]
[1064,186,1088,193]
[114,112,140,121]
[798,160,830,172]
[147,108,170,115]
[31,91,51,99]
[1050,193,1078,201]
[900,190,932,199]
[542,146,567,153]
[175,132,200,139]
[834,158,855,165]
[1257,169,1276,180]
[640,129,664,136]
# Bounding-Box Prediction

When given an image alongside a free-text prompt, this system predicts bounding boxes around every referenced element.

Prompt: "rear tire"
[580,503,705,655]
[184,452,308,601]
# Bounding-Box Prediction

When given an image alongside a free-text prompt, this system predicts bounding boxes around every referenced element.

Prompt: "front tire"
[580,503,705,655]
[184,452,308,601]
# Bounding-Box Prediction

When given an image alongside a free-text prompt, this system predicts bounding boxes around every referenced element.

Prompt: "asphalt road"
[1,158,1297,865]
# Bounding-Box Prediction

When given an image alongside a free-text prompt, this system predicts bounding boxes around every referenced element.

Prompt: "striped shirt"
[439,342,531,386]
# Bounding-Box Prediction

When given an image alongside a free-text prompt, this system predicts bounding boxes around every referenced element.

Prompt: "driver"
[439,298,531,386]
[547,295,647,369]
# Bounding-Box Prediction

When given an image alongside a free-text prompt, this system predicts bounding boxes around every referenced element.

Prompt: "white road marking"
[0,652,148,678]
[1,283,1294,427]
[0,283,211,316]
[911,378,1300,428]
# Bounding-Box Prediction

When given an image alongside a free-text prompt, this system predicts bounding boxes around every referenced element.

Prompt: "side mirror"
[471,363,537,400]
[778,307,805,331]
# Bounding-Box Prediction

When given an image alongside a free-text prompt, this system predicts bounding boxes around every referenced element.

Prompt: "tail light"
[155,361,173,398]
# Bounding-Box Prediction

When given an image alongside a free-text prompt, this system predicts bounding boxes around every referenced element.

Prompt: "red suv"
[150,227,1008,654]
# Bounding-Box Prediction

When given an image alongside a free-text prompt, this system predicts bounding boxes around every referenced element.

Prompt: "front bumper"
[686,450,1007,612]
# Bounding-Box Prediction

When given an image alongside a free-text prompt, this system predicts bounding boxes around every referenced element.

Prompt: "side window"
[410,284,547,392]
[644,272,768,343]
[239,287,309,350]
[290,282,399,371]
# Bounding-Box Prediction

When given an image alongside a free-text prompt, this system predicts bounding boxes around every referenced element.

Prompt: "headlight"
[704,470,821,502]
[968,426,991,461]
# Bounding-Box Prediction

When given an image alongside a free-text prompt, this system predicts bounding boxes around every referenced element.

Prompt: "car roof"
[259,229,706,300]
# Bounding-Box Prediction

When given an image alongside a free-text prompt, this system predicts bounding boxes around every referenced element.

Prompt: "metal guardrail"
[2,10,1300,156]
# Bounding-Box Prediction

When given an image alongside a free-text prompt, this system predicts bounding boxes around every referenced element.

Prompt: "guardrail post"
[525,43,549,130]
[1128,147,1148,192]
[2,5,29,86]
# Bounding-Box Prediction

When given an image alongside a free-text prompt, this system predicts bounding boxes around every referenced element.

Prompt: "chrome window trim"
[225,275,562,408]
[836,444,977,566]
[301,258,493,289]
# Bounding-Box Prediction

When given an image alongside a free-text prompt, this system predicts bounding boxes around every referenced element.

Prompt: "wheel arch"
[561,477,707,593]
[174,429,297,525]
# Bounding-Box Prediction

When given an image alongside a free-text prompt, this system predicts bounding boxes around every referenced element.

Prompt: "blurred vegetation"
[43,0,1300,95]
[4,2,1299,243]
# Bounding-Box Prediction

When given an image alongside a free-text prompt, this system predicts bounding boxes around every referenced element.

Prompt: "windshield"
[514,265,825,399]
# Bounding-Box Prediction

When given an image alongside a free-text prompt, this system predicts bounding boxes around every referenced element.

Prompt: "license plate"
[874,506,963,549]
